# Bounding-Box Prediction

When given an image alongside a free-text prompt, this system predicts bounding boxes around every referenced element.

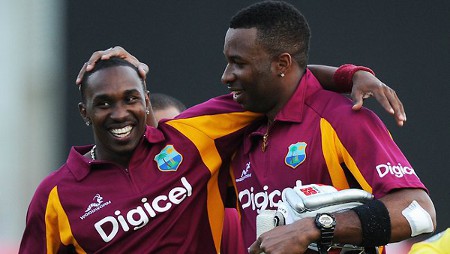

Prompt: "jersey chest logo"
[80,193,112,220]
[285,142,307,169]
[154,145,183,171]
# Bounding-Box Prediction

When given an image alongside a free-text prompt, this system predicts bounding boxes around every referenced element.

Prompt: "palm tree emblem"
[154,145,183,171]
[285,142,307,169]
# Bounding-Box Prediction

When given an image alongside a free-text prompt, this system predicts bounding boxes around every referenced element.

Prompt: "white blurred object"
[0,0,65,248]
[256,181,376,254]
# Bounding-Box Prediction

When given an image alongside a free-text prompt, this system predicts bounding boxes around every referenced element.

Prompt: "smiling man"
[19,57,263,253]
[218,2,435,254]
[43,0,419,252]
[78,59,149,167]
[69,40,413,254]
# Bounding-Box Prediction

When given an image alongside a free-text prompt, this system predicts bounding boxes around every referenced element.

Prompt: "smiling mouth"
[110,125,133,138]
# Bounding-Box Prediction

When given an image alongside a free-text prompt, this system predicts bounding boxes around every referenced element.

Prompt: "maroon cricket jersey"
[231,69,427,249]
[19,95,260,254]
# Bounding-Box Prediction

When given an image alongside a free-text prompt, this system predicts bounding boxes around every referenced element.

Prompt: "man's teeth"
[110,126,132,138]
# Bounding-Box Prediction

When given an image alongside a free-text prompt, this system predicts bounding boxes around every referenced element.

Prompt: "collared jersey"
[20,95,260,254]
[232,69,427,248]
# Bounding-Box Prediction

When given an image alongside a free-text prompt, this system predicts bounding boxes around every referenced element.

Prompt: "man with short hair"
[218,2,435,253]
[65,2,426,254]
[20,57,261,253]
[150,93,187,122]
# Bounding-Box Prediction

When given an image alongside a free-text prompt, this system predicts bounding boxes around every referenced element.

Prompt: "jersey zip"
[261,120,274,152]
[121,167,142,193]
[261,120,274,177]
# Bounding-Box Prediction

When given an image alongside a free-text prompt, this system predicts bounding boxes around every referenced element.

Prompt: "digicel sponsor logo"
[376,162,417,178]
[94,177,192,242]
[239,186,289,213]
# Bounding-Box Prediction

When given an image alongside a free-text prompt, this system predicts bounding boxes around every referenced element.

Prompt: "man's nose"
[110,103,130,120]
[221,64,234,85]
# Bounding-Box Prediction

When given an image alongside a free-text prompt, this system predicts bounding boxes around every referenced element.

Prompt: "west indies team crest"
[285,142,307,169]
[154,145,183,171]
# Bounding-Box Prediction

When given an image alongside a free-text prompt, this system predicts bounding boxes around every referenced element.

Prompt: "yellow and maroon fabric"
[20,95,260,253]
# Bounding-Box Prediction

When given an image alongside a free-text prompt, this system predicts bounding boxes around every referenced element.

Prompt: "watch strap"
[315,213,336,246]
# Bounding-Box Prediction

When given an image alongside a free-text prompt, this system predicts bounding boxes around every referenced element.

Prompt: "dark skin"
[75,46,421,254]
[79,65,151,168]
[219,28,435,254]
[250,190,435,254]
[76,46,407,127]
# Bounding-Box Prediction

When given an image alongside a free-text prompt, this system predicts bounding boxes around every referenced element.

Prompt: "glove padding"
[256,181,375,253]
[277,182,373,225]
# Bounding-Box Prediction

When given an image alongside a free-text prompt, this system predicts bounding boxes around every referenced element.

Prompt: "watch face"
[318,214,334,228]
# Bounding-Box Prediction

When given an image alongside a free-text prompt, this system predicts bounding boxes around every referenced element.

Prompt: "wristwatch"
[314,213,336,247]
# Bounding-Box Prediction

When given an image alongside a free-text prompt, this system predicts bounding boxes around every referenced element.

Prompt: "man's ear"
[273,52,292,75]
[78,102,90,124]
[145,90,150,107]
[145,91,158,127]
[144,90,151,114]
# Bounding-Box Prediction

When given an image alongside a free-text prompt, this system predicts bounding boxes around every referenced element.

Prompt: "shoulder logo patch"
[154,145,183,171]
[285,142,307,169]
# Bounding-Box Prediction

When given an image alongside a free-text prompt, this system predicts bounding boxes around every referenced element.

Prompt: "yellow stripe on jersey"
[320,118,373,193]
[167,111,259,141]
[46,186,86,254]
[166,111,258,253]
[229,159,242,219]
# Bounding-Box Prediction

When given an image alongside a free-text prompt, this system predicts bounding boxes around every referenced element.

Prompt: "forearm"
[291,211,363,246]
[249,188,434,253]
[307,65,341,92]
[333,210,363,244]
[310,62,407,126]
[380,188,436,242]
[333,189,436,246]
[308,64,376,94]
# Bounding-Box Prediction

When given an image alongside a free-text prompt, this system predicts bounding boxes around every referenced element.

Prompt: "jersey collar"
[243,69,322,155]
[67,126,165,181]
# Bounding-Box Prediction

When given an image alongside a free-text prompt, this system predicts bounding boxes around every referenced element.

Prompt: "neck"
[93,145,133,168]
[265,69,305,122]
